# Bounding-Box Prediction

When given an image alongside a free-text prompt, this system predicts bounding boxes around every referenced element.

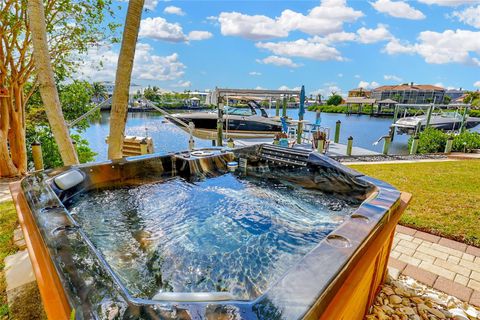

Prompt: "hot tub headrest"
[54,169,85,190]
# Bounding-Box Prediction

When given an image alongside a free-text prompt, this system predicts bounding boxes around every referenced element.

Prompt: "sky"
[76,0,480,97]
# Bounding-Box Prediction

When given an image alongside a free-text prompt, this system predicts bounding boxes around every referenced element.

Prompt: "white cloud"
[139,17,211,42]
[257,39,343,61]
[164,6,185,16]
[144,0,159,10]
[322,31,357,43]
[215,0,363,40]
[371,0,425,20]
[452,5,480,28]
[249,71,262,76]
[354,74,361,78]
[132,44,185,80]
[358,81,380,89]
[310,85,344,97]
[76,43,185,82]
[384,29,480,66]
[187,31,213,41]
[172,80,191,87]
[384,74,403,82]
[418,0,480,6]
[474,81,480,87]
[278,85,302,91]
[356,24,392,44]
[255,86,266,90]
[140,17,186,42]
[337,73,343,77]
[256,55,301,67]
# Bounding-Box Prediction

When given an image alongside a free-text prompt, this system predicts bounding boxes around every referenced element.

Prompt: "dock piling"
[140,139,148,154]
[382,136,391,155]
[444,136,453,154]
[425,105,434,128]
[282,97,287,118]
[410,135,419,154]
[217,103,224,146]
[275,99,280,117]
[459,107,468,133]
[31,141,44,171]
[346,136,353,156]
[334,120,341,143]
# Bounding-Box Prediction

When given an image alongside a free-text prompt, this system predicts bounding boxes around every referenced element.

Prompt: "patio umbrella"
[297,85,305,143]
[299,85,305,120]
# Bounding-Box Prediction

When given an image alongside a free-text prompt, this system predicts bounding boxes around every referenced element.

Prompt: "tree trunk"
[0,96,19,176]
[27,0,79,166]
[108,0,144,160]
[7,84,28,174]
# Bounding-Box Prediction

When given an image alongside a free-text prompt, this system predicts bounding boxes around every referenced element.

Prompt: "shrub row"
[408,128,480,153]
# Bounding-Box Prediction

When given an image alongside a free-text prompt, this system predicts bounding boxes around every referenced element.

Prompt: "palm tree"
[27,0,79,166]
[91,82,108,102]
[108,0,145,160]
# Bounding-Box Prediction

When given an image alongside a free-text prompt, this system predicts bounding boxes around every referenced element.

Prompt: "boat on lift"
[392,112,480,135]
[165,100,283,139]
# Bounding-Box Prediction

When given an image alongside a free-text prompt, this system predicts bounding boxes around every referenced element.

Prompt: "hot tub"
[10,144,409,320]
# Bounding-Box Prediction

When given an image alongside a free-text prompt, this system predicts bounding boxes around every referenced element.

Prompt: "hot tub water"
[67,173,357,301]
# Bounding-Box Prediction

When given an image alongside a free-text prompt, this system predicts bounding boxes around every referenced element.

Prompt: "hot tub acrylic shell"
[9,145,410,320]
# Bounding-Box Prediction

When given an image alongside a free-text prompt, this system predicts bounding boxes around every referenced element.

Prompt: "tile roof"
[373,84,445,91]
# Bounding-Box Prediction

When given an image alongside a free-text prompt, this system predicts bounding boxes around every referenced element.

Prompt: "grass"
[0,201,19,319]
[350,160,480,247]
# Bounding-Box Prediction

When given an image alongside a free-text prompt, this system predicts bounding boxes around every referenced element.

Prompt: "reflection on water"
[67,174,355,300]
[82,109,412,161]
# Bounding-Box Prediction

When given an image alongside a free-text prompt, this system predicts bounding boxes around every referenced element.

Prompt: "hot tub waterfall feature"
[10,145,409,320]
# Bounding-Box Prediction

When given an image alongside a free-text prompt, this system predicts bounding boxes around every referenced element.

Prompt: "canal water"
[82,109,411,161]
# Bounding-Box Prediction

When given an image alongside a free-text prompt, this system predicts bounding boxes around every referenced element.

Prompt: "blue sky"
[77,0,480,96]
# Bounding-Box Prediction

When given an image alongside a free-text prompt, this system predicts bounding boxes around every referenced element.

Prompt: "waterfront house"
[348,87,372,98]
[371,83,445,104]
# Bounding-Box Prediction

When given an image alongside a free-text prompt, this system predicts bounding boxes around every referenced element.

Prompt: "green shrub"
[408,128,447,153]
[326,94,343,106]
[452,131,480,152]
[307,105,348,113]
[409,128,480,153]
[469,109,480,117]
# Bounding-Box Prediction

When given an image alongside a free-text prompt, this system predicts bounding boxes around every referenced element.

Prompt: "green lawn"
[0,201,18,319]
[350,160,480,247]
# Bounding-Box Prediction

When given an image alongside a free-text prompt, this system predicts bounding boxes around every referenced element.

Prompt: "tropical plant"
[0,0,115,176]
[464,91,480,107]
[409,128,480,154]
[452,131,480,152]
[108,0,145,160]
[408,128,447,154]
[26,81,99,168]
[92,82,109,101]
[326,94,343,106]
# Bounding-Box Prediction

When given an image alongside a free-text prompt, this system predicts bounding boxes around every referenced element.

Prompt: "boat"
[392,112,480,135]
[165,100,283,139]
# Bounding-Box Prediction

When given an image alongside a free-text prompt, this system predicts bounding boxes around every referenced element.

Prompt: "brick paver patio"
[389,225,480,307]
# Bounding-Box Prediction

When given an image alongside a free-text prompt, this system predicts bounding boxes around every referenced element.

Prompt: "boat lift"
[389,102,472,140]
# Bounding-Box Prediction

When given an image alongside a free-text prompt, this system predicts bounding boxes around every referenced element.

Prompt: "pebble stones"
[365,275,480,320]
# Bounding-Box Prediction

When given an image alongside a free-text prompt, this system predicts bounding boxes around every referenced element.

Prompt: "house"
[348,88,371,98]
[371,83,445,104]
